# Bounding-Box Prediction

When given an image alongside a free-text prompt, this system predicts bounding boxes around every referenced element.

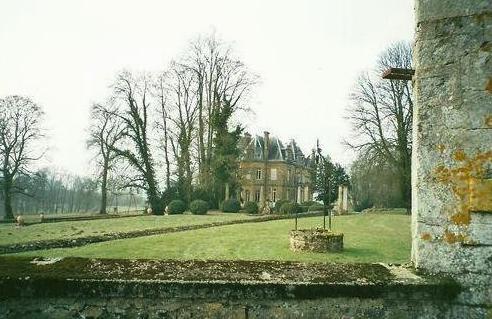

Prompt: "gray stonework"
[289,229,344,252]
[412,0,492,316]
[0,257,461,319]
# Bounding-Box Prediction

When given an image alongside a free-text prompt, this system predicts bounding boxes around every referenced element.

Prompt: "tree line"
[346,41,413,212]
[87,33,258,214]
[0,36,412,219]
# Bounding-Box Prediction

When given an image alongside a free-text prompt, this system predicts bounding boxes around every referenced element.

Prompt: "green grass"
[14,213,411,264]
[0,212,254,245]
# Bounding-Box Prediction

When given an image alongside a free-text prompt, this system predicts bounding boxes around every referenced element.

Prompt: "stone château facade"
[238,131,313,208]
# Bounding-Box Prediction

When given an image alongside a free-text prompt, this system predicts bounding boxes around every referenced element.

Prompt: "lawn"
[14,212,411,264]
[0,212,255,246]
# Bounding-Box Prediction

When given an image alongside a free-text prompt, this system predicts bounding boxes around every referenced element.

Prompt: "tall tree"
[346,41,413,211]
[87,102,124,214]
[164,62,199,204]
[183,34,258,187]
[154,73,172,191]
[209,99,243,205]
[0,96,44,219]
[108,71,162,214]
[312,148,349,206]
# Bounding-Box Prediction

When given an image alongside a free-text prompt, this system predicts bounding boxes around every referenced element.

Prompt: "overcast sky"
[0,0,414,176]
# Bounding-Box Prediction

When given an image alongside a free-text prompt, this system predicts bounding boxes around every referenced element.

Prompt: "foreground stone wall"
[412,0,492,316]
[0,257,461,319]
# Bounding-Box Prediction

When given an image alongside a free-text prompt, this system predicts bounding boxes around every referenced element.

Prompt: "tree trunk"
[3,176,14,220]
[100,159,109,214]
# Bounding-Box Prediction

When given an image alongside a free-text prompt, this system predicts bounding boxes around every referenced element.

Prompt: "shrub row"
[166,199,209,215]
[165,198,325,215]
[278,201,325,214]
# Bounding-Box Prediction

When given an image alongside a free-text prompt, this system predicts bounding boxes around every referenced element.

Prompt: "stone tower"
[412,0,492,316]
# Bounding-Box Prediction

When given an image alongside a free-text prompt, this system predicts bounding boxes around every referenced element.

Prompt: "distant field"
[0,212,255,246]
[13,211,411,264]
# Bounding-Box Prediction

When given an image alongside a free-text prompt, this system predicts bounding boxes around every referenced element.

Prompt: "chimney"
[243,132,252,159]
[263,131,270,161]
[244,132,251,143]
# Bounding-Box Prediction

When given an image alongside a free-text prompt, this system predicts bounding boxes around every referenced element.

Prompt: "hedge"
[308,204,325,212]
[279,202,302,215]
[222,199,241,213]
[274,200,289,213]
[243,201,259,214]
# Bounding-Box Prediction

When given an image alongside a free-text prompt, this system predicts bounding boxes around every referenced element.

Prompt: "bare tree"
[346,42,413,211]
[0,96,45,220]
[108,71,162,214]
[183,34,258,187]
[87,102,124,214]
[154,73,172,191]
[164,62,199,204]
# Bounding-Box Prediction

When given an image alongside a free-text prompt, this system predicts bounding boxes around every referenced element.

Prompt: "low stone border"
[0,212,323,254]
[0,256,458,296]
[0,257,463,319]
[1,212,145,226]
[40,212,144,223]
[0,212,144,225]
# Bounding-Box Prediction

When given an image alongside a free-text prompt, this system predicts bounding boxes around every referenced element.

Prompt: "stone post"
[342,185,348,213]
[337,185,343,212]
[412,0,492,315]
[224,183,230,201]
[297,186,301,204]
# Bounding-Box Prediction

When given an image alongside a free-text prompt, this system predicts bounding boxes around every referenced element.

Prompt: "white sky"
[0,0,414,176]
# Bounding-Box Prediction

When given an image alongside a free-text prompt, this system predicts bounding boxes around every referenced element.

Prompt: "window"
[272,188,277,202]
[254,190,261,202]
[271,168,277,181]
[256,169,262,180]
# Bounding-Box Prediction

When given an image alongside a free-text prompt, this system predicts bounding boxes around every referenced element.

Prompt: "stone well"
[289,229,343,252]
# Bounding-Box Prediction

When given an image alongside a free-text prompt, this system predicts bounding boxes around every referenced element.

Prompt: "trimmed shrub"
[299,205,310,213]
[243,201,259,214]
[308,204,325,212]
[167,199,186,214]
[302,201,318,207]
[222,199,241,213]
[279,202,302,215]
[274,199,289,213]
[189,199,209,215]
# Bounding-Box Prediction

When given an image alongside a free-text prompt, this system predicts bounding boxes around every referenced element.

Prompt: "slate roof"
[240,133,313,166]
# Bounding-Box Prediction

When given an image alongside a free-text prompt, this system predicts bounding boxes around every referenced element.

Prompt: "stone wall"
[0,257,461,319]
[412,0,492,316]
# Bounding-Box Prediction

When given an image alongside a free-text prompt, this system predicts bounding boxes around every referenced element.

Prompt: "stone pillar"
[342,185,348,212]
[297,186,301,204]
[260,185,264,203]
[337,185,343,212]
[304,186,309,202]
[224,183,230,201]
[412,0,491,313]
